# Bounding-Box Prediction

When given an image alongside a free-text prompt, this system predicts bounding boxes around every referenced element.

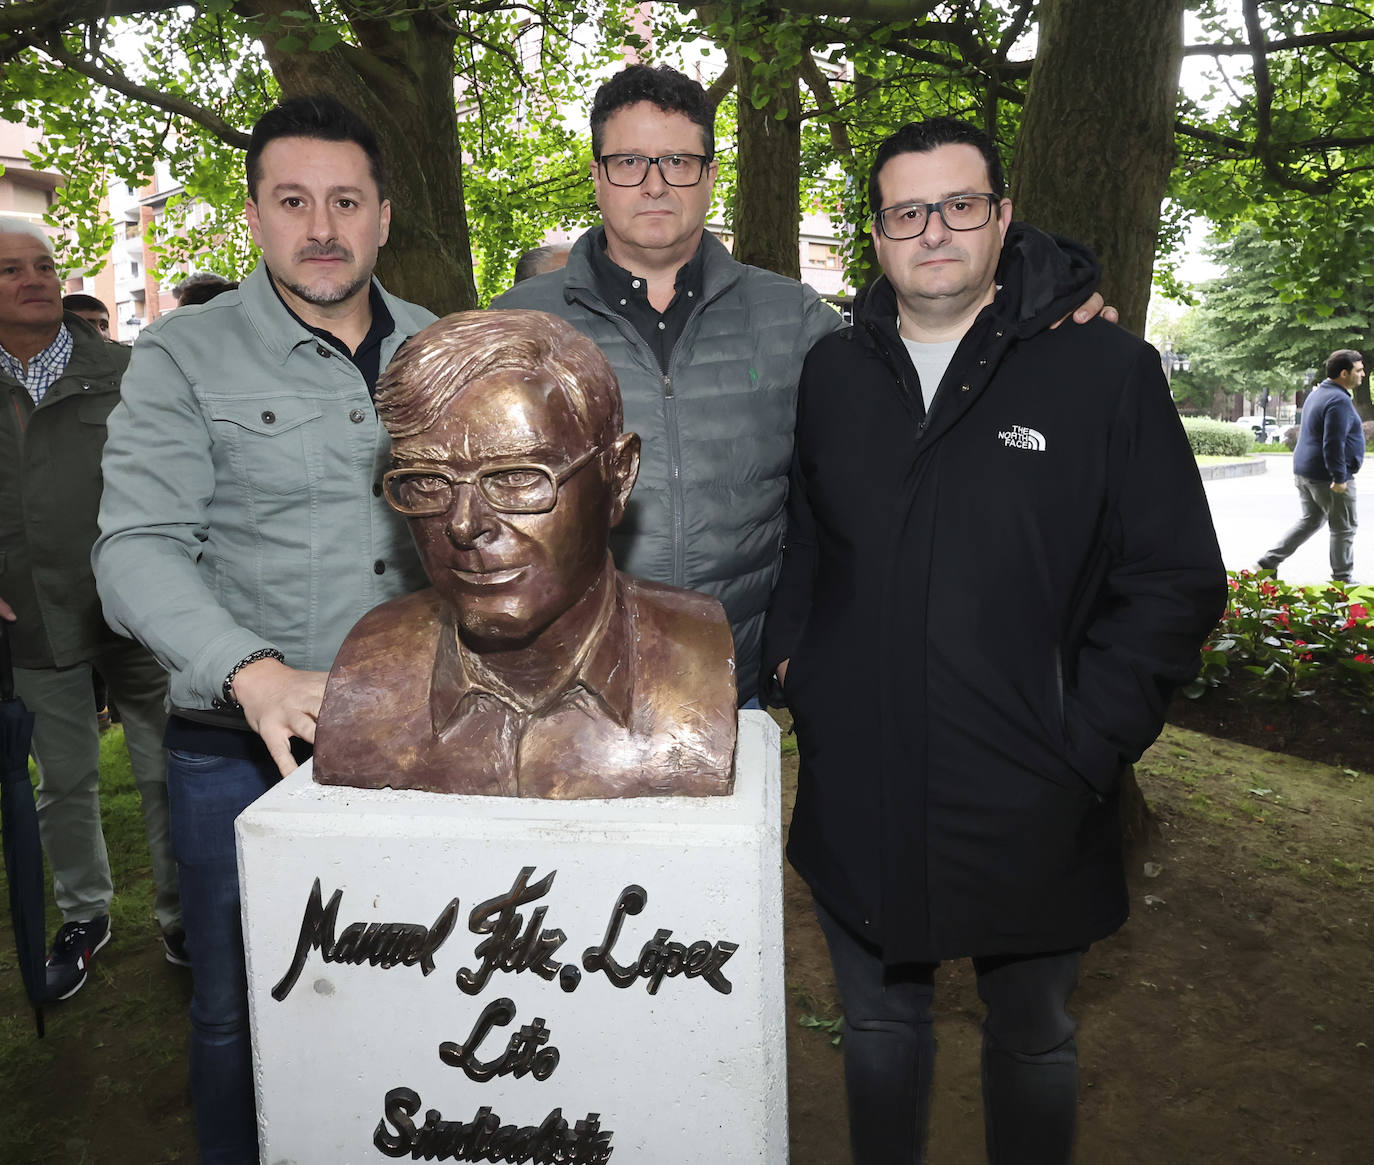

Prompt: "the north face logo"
[997,425,1046,451]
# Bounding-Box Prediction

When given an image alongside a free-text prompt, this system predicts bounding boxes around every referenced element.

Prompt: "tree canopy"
[1157,223,1374,419]
[3,1,1374,321]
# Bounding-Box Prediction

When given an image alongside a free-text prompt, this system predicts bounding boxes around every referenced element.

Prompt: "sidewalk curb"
[1199,456,1269,481]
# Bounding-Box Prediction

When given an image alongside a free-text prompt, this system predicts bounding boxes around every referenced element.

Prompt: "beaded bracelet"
[220,648,286,708]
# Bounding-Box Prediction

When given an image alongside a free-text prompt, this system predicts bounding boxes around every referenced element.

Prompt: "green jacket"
[1,315,132,669]
[94,263,436,711]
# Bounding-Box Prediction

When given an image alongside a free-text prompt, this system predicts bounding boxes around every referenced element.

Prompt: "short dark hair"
[178,279,239,307]
[514,242,573,284]
[590,65,714,160]
[246,94,386,201]
[62,293,108,316]
[172,271,230,303]
[1326,349,1364,380]
[868,117,1006,217]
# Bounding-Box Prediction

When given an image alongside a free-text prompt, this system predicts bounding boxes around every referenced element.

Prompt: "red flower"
[1350,603,1368,619]
[1356,653,1371,664]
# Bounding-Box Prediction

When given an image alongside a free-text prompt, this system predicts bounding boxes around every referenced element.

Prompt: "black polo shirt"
[587,229,705,373]
[271,277,396,394]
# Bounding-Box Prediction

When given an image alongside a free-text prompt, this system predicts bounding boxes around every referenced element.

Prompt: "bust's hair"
[376,310,622,446]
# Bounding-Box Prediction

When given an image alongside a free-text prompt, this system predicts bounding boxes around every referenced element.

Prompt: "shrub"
[1363,419,1374,446]
[1185,570,1374,703]
[1181,417,1253,457]
[1284,425,1300,450]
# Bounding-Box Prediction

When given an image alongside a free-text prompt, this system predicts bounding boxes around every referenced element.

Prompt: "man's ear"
[607,431,640,527]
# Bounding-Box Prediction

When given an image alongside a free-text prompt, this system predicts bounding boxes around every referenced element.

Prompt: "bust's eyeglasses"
[598,153,712,188]
[874,193,999,240]
[383,446,601,517]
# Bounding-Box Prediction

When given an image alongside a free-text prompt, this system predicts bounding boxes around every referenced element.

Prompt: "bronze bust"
[312,310,737,797]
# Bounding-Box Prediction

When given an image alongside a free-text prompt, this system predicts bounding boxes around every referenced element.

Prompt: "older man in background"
[0,216,182,1001]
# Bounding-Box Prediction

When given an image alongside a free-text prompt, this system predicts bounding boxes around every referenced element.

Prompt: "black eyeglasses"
[874,193,1000,240]
[383,446,601,517]
[598,153,712,188]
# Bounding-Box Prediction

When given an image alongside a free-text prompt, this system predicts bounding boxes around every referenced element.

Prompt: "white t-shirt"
[900,331,960,413]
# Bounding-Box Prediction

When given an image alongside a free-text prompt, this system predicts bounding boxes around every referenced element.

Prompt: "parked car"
[1234,415,1286,444]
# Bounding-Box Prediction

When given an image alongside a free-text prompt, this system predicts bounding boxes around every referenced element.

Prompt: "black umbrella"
[0,619,45,1037]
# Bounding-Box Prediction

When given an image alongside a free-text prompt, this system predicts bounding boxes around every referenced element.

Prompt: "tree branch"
[705,60,736,108]
[1183,25,1374,56]
[32,32,251,149]
[0,0,177,37]
[799,49,852,159]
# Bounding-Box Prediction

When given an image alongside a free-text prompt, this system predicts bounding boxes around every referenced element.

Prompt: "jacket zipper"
[661,372,686,585]
[569,277,730,590]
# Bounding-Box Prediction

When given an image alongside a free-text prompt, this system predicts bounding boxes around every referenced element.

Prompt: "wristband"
[220,648,286,708]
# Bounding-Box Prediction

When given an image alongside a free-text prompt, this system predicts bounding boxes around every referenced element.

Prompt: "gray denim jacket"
[94,262,436,711]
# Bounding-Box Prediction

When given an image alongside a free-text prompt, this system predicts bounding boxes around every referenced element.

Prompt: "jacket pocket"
[76,395,117,427]
[210,400,325,496]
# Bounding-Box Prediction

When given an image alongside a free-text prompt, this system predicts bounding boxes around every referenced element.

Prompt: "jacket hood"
[853,221,1101,341]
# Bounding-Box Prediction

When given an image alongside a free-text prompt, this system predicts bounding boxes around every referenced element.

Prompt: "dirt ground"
[782,722,1374,1165]
[2,718,1371,1163]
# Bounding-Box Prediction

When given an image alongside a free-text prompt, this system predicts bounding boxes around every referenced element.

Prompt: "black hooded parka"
[762,226,1226,964]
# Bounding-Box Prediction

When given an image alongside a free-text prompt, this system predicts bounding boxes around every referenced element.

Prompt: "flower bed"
[1168,571,1374,766]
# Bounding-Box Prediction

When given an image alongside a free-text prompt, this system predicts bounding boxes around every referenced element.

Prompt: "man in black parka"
[762,119,1226,1164]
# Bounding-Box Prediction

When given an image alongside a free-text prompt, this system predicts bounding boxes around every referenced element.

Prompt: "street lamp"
[1161,340,1190,389]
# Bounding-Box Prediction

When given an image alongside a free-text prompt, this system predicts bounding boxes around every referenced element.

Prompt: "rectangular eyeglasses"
[598,153,711,187]
[875,193,999,240]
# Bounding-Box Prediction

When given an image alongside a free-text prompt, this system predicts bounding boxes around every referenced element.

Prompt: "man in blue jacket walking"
[1260,348,1366,582]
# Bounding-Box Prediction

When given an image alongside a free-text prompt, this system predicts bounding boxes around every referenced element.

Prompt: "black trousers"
[815,899,1084,1165]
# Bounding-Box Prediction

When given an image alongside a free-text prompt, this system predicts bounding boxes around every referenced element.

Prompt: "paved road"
[1202,460,1369,585]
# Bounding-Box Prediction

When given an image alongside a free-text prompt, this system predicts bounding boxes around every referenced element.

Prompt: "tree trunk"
[1013,0,1185,838]
[1119,765,1157,851]
[258,8,477,314]
[1011,0,1185,337]
[730,46,802,278]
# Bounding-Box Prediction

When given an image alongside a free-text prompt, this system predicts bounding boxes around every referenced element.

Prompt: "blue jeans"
[815,899,1083,1165]
[167,749,279,1165]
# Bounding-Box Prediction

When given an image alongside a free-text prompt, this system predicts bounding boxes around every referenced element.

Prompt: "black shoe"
[162,928,191,968]
[44,917,111,1001]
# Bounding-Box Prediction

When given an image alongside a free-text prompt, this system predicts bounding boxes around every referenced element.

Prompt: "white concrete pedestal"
[237,710,784,1165]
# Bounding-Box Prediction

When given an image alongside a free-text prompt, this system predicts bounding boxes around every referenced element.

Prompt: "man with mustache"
[94,96,435,1163]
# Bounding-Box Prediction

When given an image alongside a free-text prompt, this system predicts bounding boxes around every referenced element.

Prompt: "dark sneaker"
[162,928,191,968]
[44,917,111,1001]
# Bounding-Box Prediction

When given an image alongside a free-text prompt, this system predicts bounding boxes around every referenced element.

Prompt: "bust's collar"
[428,559,634,735]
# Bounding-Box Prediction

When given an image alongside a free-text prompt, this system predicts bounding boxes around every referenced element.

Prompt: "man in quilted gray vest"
[494,65,1109,704]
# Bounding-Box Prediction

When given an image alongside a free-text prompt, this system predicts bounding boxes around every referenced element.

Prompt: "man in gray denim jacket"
[94,96,434,1164]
